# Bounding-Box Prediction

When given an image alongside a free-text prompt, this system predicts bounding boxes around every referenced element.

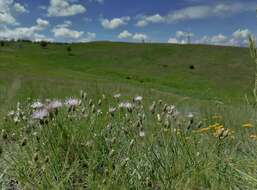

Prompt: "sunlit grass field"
[1,41,257,189]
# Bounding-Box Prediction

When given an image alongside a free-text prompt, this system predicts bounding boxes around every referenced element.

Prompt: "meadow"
[1,41,257,189]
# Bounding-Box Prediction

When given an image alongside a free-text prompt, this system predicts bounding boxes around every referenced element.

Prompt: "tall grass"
[1,91,257,189]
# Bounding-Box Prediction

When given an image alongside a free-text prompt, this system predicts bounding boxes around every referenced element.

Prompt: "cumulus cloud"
[0,0,28,25]
[14,3,28,13]
[117,31,148,42]
[135,14,165,27]
[0,18,50,41]
[199,34,227,45]
[52,21,96,42]
[56,20,72,28]
[176,31,194,38]
[78,32,96,42]
[132,33,148,41]
[118,30,132,39]
[135,2,255,27]
[101,17,130,29]
[168,38,179,44]
[196,29,251,46]
[48,0,86,17]
[166,3,255,23]
[232,29,251,39]
[52,27,84,39]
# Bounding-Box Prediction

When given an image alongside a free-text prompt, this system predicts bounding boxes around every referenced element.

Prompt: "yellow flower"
[212,115,222,120]
[242,123,254,129]
[250,134,257,140]
[197,127,210,133]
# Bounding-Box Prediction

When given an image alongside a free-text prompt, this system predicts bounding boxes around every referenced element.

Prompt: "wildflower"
[139,131,145,138]
[242,123,254,129]
[65,98,80,107]
[250,134,257,140]
[46,100,62,110]
[187,112,194,119]
[7,110,15,117]
[119,102,134,112]
[197,127,210,133]
[32,109,49,120]
[113,93,121,100]
[108,107,116,116]
[65,98,81,112]
[31,101,44,109]
[157,114,161,122]
[13,116,20,124]
[133,96,143,103]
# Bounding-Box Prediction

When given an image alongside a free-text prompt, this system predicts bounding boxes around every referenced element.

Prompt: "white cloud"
[198,34,227,45]
[232,29,251,39]
[135,2,255,27]
[36,18,49,29]
[0,18,50,41]
[0,0,27,25]
[176,31,194,38]
[168,38,179,44]
[56,20,72,28]
[118,30,132,39]
[196,28,252,47]
[78,32,96,42]
[101,17,130,29]
[48,0,86,17]
[166,3,255,23]
[14,3,28,13]
[52,27,84,39]
[52,22,96,42]
[136,14,165,27]
[132,33,148,41]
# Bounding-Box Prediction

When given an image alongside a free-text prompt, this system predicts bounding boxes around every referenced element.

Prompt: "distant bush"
[189,65,195,70]
[0,41,4,47]
[67,46,72,54]
[40,41,48,48]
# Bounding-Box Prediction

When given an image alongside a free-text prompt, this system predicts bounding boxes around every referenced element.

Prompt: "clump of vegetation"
[189,65,195,70]
[0,41,5,47]
[1,90,257,189]
[40,41,48,48]
[67,46,72,55]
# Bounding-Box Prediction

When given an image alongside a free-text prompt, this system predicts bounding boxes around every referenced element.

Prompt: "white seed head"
[32,109,49,120]
[65,98,80,107]
[31,101,44,109]
[46,100,62,110]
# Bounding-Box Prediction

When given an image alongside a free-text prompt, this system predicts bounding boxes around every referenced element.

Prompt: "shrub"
[67,46,72,54]
[40,41,48,48]
[0,41,4,47]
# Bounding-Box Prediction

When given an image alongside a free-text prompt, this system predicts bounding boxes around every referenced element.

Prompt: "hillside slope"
[0,41,254,109]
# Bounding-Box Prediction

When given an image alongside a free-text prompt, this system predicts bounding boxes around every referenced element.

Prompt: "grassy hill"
[0,41,254,110]
[2,41,257,189]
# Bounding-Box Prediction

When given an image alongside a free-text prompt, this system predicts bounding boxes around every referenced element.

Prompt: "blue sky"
[0,0,257,46]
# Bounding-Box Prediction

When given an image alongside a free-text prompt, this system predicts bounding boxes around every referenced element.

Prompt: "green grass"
[0,41,254,107]
[1,41,257,189]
